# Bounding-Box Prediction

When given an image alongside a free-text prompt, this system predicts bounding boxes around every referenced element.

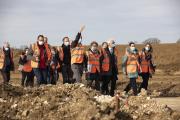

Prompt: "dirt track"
[154,97,180,112]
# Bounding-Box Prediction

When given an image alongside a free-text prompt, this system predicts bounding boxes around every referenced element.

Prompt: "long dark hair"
[144,43,153,53]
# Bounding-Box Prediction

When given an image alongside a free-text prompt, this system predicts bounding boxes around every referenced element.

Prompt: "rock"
[132,115,138,119]
[151,90,162,97]
[11,103,18,109]
[22,110,29,116]
[94,95,113,103]
[139,88,148,96]
[79,84,85,88]
[43,100,48,105]
[0,98,7,102]
[147,96,151,100]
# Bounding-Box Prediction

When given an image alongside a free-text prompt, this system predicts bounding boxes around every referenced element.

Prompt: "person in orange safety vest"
[18,47,34,87]
[123,42,141,96]
[71,25,86,83]
[100,39,119,96]
[0,42,14,84]
[30,35,52,86]
[85,41,101,90]
[49,47,61,85]
[138,43,155,93]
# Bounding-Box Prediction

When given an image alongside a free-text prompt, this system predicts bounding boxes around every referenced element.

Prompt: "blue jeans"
[46,65,51,84]
[33,68,47,86]
[51,69,59,84]
[124,78,137,95]
[139,73,150,92]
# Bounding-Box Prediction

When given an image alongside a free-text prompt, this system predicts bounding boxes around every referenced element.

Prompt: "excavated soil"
[0,83,180,120]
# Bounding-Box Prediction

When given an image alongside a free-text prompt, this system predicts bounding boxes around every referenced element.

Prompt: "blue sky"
[0,0,180,47]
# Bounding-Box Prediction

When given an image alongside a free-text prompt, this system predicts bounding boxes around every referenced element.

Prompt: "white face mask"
[109,47,113,50]
[51,51,55,54]
[91,47,97,51]
[38,41,44,45]
[130,46,135,51]
[25,50,28,54]
[111,43,116,48]
[64,42,70,46]
[4,47,9,51]
[145,47,150,51]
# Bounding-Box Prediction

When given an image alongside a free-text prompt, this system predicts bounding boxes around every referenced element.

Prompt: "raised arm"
[71,25,85,48]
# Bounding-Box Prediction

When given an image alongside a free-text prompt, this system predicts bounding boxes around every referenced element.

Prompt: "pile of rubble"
[0,84,179,120]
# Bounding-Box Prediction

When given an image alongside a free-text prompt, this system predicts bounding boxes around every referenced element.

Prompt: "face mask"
[4,47,9,51]
[145,47,150,51]
[51,51,55,54]
[130,46,135,51]
[38,41,44,45]
[64,42,70,46]
[91,47,97,51]
[25,50,28,54]
[109,47,113,52]
[111,43,116,48]
[102,45,107,49]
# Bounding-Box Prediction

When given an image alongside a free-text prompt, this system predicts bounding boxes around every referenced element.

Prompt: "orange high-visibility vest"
[23,60,33,72]
[139,52,150,73]
[126,55,138,74]
[101,48,119,72]
[0,48,13,69]
[86,50,101,73]
[101,49,110,72]
[31,43,52,68]
[71,46,84,64]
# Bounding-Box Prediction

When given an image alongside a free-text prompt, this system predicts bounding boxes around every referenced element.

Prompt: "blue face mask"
[130,47,135,51]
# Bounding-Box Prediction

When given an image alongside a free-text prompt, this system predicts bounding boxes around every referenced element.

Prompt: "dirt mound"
[0,84,24,98]
[148,82,180,97]
[0,83,179,120]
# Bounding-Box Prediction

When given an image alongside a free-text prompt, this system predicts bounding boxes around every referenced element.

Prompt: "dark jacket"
[18,55,27,65]
[71,32,82,48]
[61,32,82,65]
[51,52,61,67]
[61,45,71,65]
[2,48,14,72]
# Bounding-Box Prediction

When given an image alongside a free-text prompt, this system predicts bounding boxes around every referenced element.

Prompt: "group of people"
[0,26,155,96]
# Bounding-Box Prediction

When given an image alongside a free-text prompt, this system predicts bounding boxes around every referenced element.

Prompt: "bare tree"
[143,38,161,44]
[128,41,138,44]
[176,38,180,44]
